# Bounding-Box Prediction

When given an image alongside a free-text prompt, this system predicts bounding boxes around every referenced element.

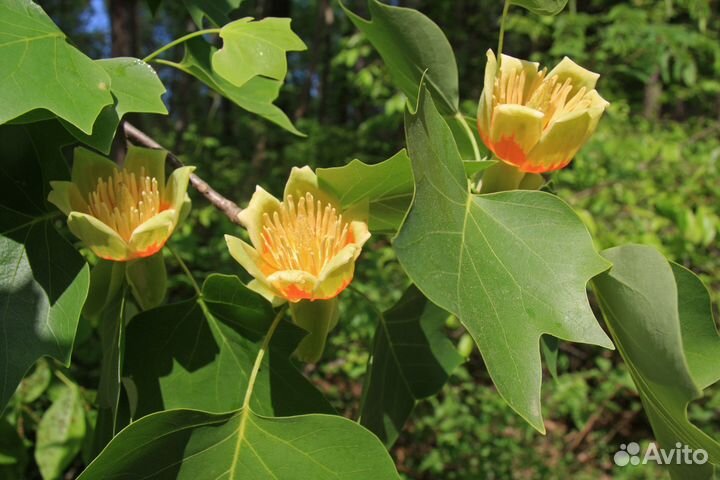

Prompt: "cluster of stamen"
[261,193,350,276]
[494,68,594,130]
[87,168,162,240]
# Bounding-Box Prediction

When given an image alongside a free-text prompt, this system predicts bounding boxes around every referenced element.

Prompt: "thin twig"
[123,122,243,224]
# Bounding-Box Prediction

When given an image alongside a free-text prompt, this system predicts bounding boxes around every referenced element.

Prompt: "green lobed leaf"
[447,114,488,161]
[341,0,459,115]
[124,274,333,418]
[317,150,413,234]
[511,0,568,16]
[83,260,126,321]
[0,122,89,413]
[169,37,303,136]
[212,17,307,88]
[60,58,168,155]
[35,383,86,480]
[96,58,168,119]
[593,245,720,479]
[79,408,399,479]
[359,285,463,447]
[394,86,613,432]
[89,290,127,460]
[0,0,113,133]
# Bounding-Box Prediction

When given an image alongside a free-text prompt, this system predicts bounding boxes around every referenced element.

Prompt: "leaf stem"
[153,59,184,71]
[142,28,221,63]
[497,0,512,68]
[167,246,202,298]
[241,306,288,409]
[454,112,481,161]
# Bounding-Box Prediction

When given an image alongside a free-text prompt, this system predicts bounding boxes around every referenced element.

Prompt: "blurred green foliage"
[2,0,719,478]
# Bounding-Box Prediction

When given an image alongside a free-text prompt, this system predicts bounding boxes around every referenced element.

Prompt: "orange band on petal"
[284,284,315,302]
[134,241,165,259]
[283,277,352,303]
[492,136,528,170]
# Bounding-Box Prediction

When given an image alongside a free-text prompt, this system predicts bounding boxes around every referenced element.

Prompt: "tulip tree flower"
[48,146,193,310]
[477,50,609,173]
[225,166,370,362]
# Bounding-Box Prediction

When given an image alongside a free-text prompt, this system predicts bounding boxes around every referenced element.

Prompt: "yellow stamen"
[87,167,163,240]
[493,67,594,130]
[261,193,351,276]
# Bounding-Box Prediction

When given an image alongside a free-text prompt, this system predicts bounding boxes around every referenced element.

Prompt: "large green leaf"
[60,58,168,154]
[394,86,613,432]
[359,285,463,446]
[0,123,89,412]
[89,292,126,459]
[317,150,413,233]
[35,383,86,480]
[79,408,399,479]
[317,151,492,234]
[96,58,168,119]
[593,245,720,479]
[165,37,302,136]
[125,274,333,418]
[511,0,568,16]
[0,0,113,133]
[212,17,306,88]
[341,0,459,115]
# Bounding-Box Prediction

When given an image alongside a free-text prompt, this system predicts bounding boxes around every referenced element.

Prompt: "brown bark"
[110,0,139,57]
[124,123,243,224]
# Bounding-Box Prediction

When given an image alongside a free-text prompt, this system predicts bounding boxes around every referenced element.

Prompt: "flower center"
[87,168,163,240]
[261,193,351,276]
[493,68,594,130]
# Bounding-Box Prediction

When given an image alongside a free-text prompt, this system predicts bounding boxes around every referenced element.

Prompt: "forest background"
[15,0,720,478]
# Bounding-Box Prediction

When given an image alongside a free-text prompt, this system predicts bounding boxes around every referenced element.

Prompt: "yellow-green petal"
[527,110,591,170]
[498,52,542,101]
[266,269,319,302]
[164,166,194,222]
[547,56,600,97]
[490,104,544,153]
[315,243,359,299]
[479,50,498,137]
[128,209,176,255]
[247,279,285,307]
[225,234,274,289]
[237,186,281,249]
[283,166,339,208]
[349,220,371,248]
[125,146,167,197]
[47,181,89,215]
[67,212,130,261]
[71,147,118,197]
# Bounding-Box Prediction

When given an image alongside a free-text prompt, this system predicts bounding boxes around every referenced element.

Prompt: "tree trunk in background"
[643,69,662,120]
[294,0,327,120]
[110,0,139,162]
[110,0,139,57]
